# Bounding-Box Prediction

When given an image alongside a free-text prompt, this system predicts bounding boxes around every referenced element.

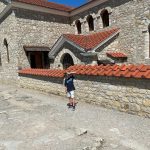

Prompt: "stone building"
[0,0,150,82]
[0,0,150,117]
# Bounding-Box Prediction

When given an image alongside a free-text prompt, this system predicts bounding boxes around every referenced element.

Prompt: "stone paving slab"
[0,84,149,150]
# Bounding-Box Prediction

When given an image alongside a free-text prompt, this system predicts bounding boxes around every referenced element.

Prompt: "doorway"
[61,53,74,69]
[27,51,49,69]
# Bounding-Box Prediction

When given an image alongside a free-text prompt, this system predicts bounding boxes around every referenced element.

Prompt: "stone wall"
[19,75,65,96]
[14,9,74,69]
[97,34,120,63]
[0,12,19,84]
[75,76,150,118]
[19,74,150,118]
[71,0,150,64]
[0,9,74,83]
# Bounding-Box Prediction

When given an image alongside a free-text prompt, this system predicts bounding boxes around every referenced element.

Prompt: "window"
[101,9,109,28]
[3,38,9,62]
[144,25,150,59]
[87,15,94,31]
[75,20,82,34]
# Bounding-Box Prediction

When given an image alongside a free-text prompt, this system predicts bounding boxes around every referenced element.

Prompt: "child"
[64,72,76,111]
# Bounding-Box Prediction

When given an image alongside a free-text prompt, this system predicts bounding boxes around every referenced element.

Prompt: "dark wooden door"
[35,52,43,68]
[30,52,43,68]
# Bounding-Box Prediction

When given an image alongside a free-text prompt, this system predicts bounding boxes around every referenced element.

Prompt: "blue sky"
[48,0,87,7]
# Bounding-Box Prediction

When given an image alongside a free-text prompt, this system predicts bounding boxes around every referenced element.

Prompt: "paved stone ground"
[0,84,149,150]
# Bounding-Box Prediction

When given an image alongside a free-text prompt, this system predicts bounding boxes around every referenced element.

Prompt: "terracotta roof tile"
[19,64,150,79]
[65,64,150,79]
[107,52,127,58]
[13,0,73,12]
[143,70,150,79]
[19,68,65,78]
[64,28,119,51]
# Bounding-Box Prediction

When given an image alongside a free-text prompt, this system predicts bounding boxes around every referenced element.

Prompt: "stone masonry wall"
[14,9,74,69]
[75,76,150,118]
[97,35,119,63]
[71,0,150,64]
[19,75,150,118]
[0,12,19,84]
[0,9,74,83]
[19,75,65,96]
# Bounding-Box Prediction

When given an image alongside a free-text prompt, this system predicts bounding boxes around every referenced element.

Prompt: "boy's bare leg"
[69,97,73,105]
[71,98,76,111]
[72,98,76,107]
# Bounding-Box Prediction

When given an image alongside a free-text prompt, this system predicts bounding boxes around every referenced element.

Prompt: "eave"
[0,0,110,22]
[0,1,70,22]
[11,1,70,16]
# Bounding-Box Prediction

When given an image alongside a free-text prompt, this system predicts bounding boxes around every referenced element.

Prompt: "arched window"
[101,9,109,28]
[87,15,94,31]
[61,53,74,69]
[3,38,9,62]
[75,20,82,34]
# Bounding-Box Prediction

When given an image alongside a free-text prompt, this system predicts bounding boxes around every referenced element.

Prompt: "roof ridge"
[63,27,120,51]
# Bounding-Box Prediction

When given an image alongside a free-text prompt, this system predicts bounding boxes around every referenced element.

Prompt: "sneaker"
[72,106,75,111]
[67,103,72,108]
[67,103,70,106]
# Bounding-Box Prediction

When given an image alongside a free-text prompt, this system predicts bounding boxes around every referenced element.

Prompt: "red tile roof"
[19,64,150,79]
[107,52,127,58]
[13,0,73,12]
[64,28,119,51]
[66,64,150,79]
[19,68,65,78]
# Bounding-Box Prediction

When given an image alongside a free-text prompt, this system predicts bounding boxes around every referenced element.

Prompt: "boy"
[64,72,76,111]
